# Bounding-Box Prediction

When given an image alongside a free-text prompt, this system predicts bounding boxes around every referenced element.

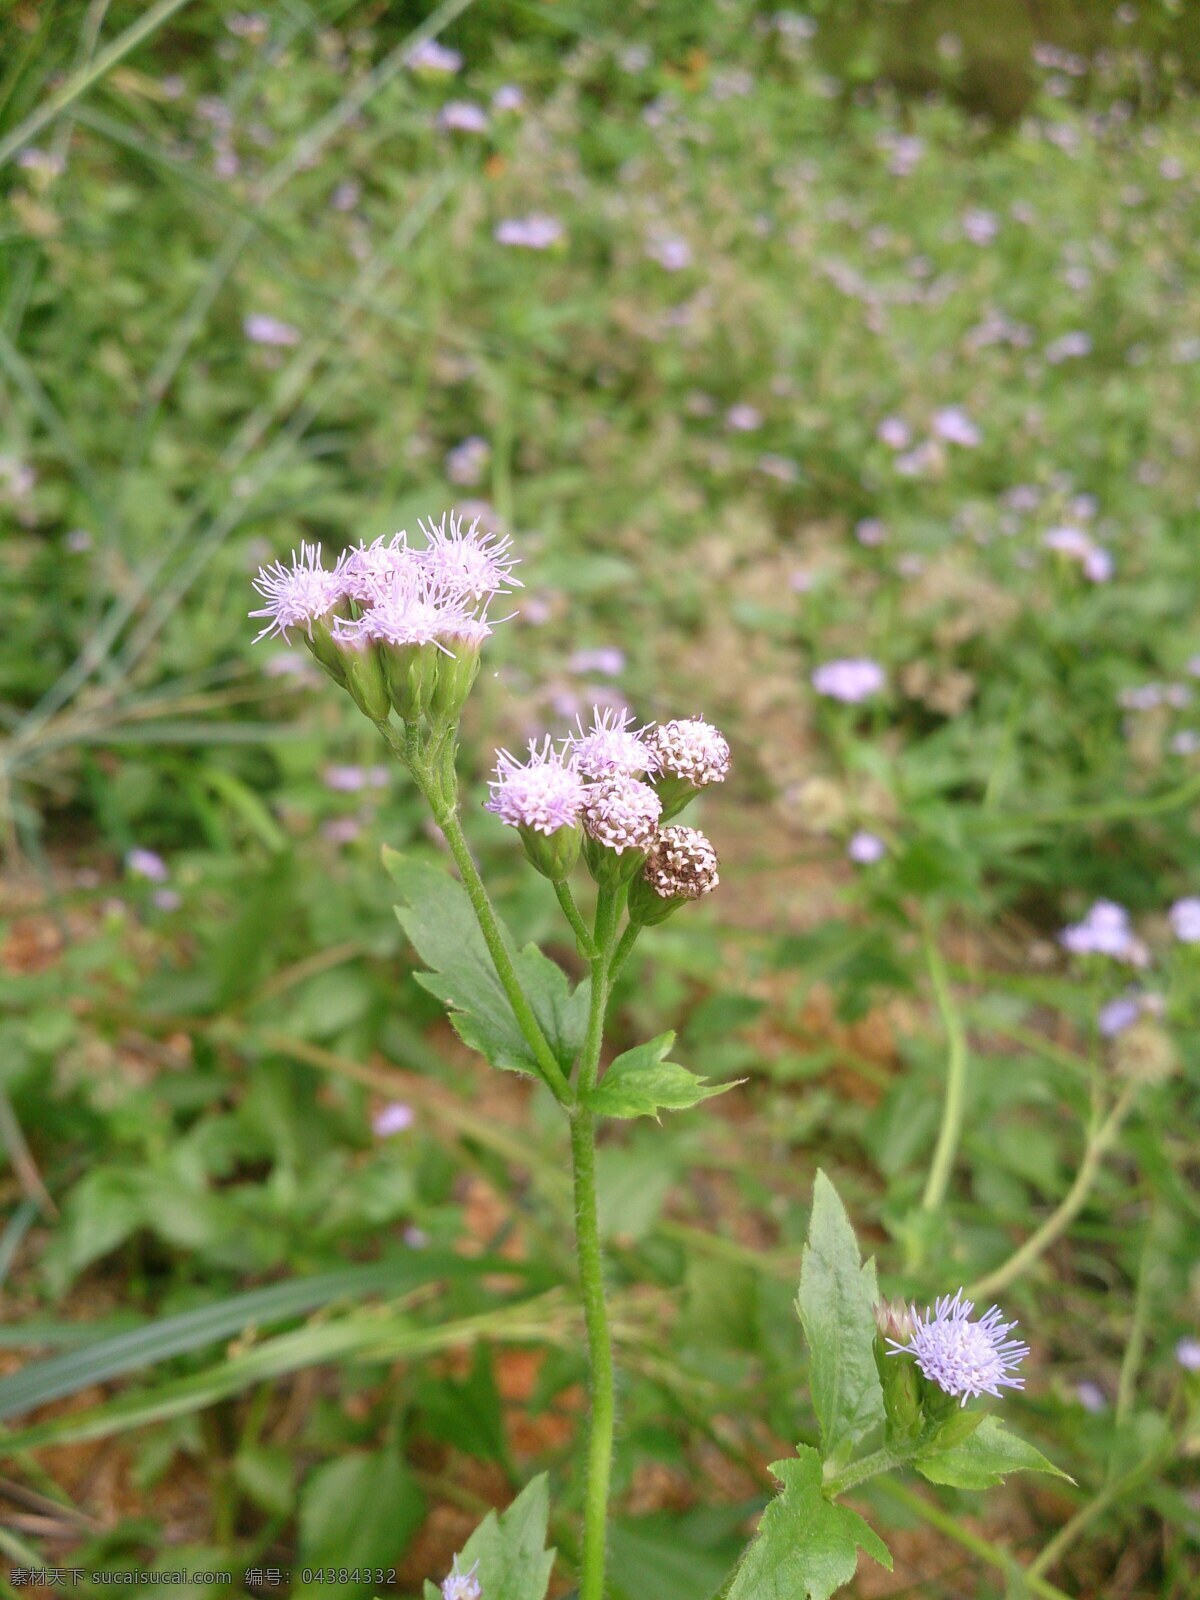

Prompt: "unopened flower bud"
[628,825,719,925]
[645,717,730,819]
[582,776,662,885]
[429,619,488,724]
[334,632,391,721]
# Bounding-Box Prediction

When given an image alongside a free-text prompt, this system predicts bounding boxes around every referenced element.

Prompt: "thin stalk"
[608,921,641,987]
[571,884,619,1600]
[1025,1441,1172,1581]
[433,797,572,1108]
[965,1081,1139,1300]
[554,880,595,958]
[823,1443,914,1497]
[920,921,969,1213]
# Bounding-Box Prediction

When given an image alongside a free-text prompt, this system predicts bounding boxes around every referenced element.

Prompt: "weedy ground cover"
[0,2,1198,1596]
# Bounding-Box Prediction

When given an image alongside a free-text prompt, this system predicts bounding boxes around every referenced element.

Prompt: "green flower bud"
[520,822,582,882]
[430,632,484,725]
[381,639,441,723]
[337,637,391,722]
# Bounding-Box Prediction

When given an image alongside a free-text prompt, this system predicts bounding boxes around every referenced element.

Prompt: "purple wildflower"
[373,1102,415,1137]
[415,511,520,602]
[407,38,462,74]
[486,738,585,835]
[339,571,482,655]
[441,1558,481,1600]
[1082,546,1114,583]
[126,848,169,884]
[438,100,489,134]
[725,403,763,432]
[1075,1380,1107,1413]
[932,406,981,447]
[645,718,731,789]
[1176,1338,1200,1371]
[646,233,692,271]
[1169,897,1200,943]
[250,543,347,641]
[492,85,524,112]
[812,658,886,703]
[569,646,625,677]
[642,826,719,900]
[855,518,888,547]
[323,764,368,792]
[962,207,999,245]
[568,708,658,779]
[152,888,183,912]
[1046,331,1093,364]
[340,534,411,602]
[581,776,662,854]
[887,1289,1029,1405]
[244,313,301,347]
[494,213,563,250]
[1059,900,1149,967]
[331,179,361,211]
[445,436,491,486]
[847,830,886,865]
[1098,995,1142,1037]
[322,817,362,844]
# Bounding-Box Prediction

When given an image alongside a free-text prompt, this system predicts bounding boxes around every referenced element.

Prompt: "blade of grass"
[0,0,197,170]
[0,1254,541,1423]
[0,1293,570,1452]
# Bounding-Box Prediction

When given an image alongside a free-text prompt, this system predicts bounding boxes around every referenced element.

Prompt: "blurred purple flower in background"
[847,830,886,865]
[1060,900,1149,966]
[244,313,301,347]
[126,849,170,884]
[1169,897,1200,943]
[813,658,887,703]
[494,214,563,249]
[932,406,981,447]
[373,1102,415,1137]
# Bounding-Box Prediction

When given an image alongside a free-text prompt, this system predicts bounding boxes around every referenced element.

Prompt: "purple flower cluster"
[486,709,728,887]
[250,514,516,648]
[1043,526,1114,583]
[887,1289,1030,1405]
[812,658,887,704]
[1059,900,1149,967]
[441,1558,481,1600]
[1170,897,1200,943]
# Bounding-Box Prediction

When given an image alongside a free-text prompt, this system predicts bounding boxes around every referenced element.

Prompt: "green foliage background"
[0,0,1198,1595]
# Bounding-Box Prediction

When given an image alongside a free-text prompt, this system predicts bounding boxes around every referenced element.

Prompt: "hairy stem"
[608,921,641,987]
[921,921,969,1213]
[966,1081,1139,1300]
[376,718,572,1106]
[572,884,619,1600]
[823,1443,914,1497]
[554,879,595,958]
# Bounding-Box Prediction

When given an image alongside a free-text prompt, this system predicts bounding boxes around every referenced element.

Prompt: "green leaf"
[916,1416,1073,1490]
[297,1443,424,1596]
[384,850,586,1077]
[726,1448,891,1600]
[452,1473,555,1600]
[585,1032,736,1119]
[796,1172,885,1469]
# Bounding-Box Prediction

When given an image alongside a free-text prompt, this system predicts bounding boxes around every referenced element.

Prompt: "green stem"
[377,718,571,1107]
[823,1443,913,1497]
[554,879,595,958]
[965,1081,1139,1300]
[921,921,969,1213]
[434,800,572,1107]
[608,921,640,987]
[572,885,619,1600]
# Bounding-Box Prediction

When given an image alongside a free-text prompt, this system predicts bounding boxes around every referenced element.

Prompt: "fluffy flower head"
[337,570,480,654]
[250,542,346,641]
[812,657,887,703]
[568,708,658,779]
[340,533,412,602]
[416,511,521,602]
[888,1289,1029,1405]
[582,776,662,854]
[441,1558,481,1600]
[645,718,730,788]
[486,738,585,835]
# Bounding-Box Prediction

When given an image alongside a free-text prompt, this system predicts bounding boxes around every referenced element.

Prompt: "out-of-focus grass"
[0,2,1198,1596]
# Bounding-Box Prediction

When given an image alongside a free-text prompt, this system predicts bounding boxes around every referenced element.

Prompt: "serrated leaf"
[916,1415,1073,1490]
[727,1448,891,1600]
[796,1172,884,1468]
[384,849,586,1077]
[586,1032,736,1119]
[452,1473,555,1600]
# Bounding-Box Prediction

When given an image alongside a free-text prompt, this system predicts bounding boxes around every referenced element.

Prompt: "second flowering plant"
[252,514,1066,1600]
